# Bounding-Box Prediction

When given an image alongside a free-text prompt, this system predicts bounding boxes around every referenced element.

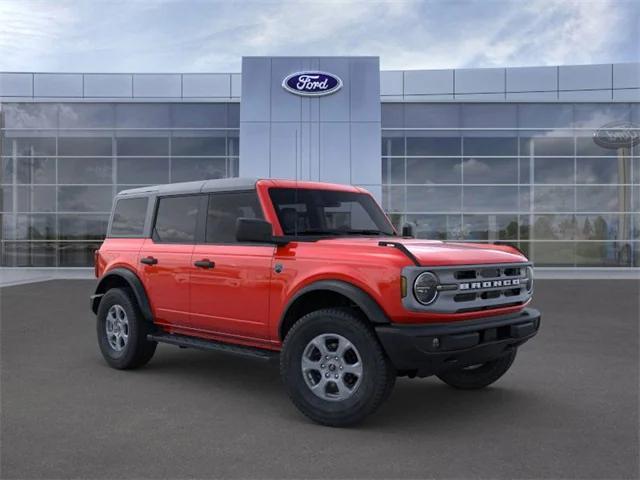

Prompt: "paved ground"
[1,279,638,479]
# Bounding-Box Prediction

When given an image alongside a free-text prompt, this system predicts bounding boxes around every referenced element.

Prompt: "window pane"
[532,242,575,267]
[382,158,404,184]
[1,158,13,184]
[575,242,630,267]
[171,158,226,182]
[2,104,58,128]
[576,136,625,156]
[58,242,102,267]
[117,158,169,185]
[382,104,403,128]
[576,186,627,212]
[59,214,109,240]
[171,103,228,128]
[404,104,460,128]
[115,104,170,128]
[518,104,573,129]
[576,157,631,184]
[58,186,113,212]
[381,186,405,212]
[520,136,574,156]
[462,186,519,212]
[13,214,57,240]
[171,135,226,156]
[3,136,56,156]
[576,214,632,241]
[58,104,115,128]
[117,136,168,156]
[110,197,148,237]
[573,104,631,128]
[406,136,461,156]
[533,186,575,212]
[463,214,518,241]
[407,186,461,212]
[227,132,239,157]
[58,158,112,184]
[381,134,404,156]
[16,158,55,184]
[153,195,199,243]
[0,188,12,212]
[58,137,112,156]
[406,158,461,184]
[406,214,462,240]
[206,192,262,243]
[463,137,517,156]
[532,215,576,240]
[462,104,517,128]
[463,158,517,184]
[16,186,56,212]
[2,242,58,267]
[533,158,574,184]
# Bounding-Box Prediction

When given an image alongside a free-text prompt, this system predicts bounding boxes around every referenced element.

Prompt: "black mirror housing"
[236,218,288,245]
[401,223,415,238]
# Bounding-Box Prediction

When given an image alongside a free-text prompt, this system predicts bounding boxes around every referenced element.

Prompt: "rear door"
[189,191,274,341]
[138,194,200,329]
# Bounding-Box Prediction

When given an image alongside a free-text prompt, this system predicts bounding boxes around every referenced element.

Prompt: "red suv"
[91,178,540,426]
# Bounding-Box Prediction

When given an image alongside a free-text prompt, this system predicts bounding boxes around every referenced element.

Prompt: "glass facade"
[382,103,640,267]
[1,100,638,268]
[0,102,239,266]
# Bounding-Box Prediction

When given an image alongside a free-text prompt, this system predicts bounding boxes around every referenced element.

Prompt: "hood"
[314,237,527,266]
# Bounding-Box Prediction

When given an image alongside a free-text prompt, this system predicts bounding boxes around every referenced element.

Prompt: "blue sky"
[0,0,637,72]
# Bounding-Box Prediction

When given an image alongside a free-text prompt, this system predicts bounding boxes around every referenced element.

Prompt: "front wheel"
[436,348,517,390]
[280,308,396,427]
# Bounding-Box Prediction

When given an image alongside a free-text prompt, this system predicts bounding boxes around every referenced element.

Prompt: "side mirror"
[401,223,415,238]
[236,218,288,245]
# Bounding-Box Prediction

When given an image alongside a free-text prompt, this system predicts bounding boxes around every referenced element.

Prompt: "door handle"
[140,256,158,266]
[194,259,215,269]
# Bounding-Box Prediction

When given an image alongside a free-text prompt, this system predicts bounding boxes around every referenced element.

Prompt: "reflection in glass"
[576,186,626,212]
[57,186,113,212]
[59,214,109,240]
[534,187,575,212]
[406,158,461,184]
[576,157,631,184]
[117,136,168,156]
[171,135,226,156]
[16,158,56,184]
[463,186,518,212]
[382,158,404,184]
[462,157,517,184]
[2,242,58,267]
[117,158,169,185]
[462,214,518,241]
[15,214,57,240]
[58,158,112,184]
[58,242,102,267]
[171,157,226,182]
[532,242,575,266]
[407,186,461,212]
[405,214,462,240]
[16,186,56,212]
[532,215,576,240]
[533,157,574,184]
[406,136,461,156]
[58,137,112,156]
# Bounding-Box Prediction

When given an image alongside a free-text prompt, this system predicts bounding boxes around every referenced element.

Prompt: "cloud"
[0,0,636,73]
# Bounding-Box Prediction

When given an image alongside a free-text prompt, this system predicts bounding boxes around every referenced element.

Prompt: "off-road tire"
[436,348,517,390]
[280,308,396,427]
[96,288,157,370]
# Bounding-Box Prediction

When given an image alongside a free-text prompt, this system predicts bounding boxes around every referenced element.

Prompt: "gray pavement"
[1,279,638,479]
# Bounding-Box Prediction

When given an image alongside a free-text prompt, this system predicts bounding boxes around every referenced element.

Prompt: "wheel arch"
[92,268,153,322]
[279,280,390,341]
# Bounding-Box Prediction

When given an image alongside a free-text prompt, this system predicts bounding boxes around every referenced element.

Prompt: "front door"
[189,191,274,341]
[138,194,200,329]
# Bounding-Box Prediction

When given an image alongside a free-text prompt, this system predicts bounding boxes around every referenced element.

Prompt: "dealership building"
[0,56,638,275]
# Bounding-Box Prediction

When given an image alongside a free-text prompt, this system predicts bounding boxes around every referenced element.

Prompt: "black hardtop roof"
[116,177,260,197]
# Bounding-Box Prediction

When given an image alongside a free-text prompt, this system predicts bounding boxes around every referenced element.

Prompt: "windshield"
[269,188,395,237]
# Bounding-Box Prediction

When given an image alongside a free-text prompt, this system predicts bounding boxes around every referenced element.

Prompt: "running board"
[147,332,278,361]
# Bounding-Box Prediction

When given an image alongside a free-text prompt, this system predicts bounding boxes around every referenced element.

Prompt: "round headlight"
[413,271,439,305]
[525,266,534,293]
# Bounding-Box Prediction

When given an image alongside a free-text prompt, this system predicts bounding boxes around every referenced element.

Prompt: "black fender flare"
[91,268,154,322]
[279,280,390,338]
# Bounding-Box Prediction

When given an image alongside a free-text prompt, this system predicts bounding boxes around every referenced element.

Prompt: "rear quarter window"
[152,195,200,244]
[110,197,148,237]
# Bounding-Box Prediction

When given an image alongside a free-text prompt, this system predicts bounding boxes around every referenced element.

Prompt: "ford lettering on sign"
[282,71,342,96]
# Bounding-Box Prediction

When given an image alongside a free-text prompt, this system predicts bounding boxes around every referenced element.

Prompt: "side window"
[206,191,263,244]
[152,195,200,244]
[110,197,148,237]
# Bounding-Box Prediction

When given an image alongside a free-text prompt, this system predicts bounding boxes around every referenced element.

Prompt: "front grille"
[403,262,532,314]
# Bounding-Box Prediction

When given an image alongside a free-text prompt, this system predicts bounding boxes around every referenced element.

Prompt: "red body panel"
[97,179,530,351]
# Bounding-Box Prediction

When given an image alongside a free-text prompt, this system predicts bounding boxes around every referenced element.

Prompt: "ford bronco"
[91,178,540,426]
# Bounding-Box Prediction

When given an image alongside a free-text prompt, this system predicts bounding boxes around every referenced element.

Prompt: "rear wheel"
[436,348,517,390]
[280,308,395,427]
[96,288,157,369]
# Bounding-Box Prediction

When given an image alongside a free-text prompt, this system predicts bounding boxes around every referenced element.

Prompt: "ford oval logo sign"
[593,121,640,149]
[282,71,342,97]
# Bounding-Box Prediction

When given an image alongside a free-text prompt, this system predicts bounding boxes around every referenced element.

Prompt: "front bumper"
[375,308,540,377]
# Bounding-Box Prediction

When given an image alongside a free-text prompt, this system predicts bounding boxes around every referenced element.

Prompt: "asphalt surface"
[1,279,638,479]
